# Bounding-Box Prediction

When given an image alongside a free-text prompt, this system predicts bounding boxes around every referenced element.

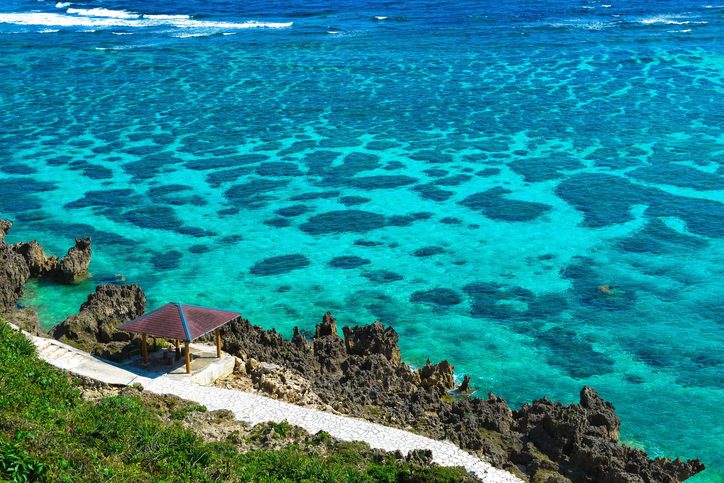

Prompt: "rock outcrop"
[418,359,455,395]
[343,321,401,363]
[513,387,705,482]
[12,241,59,278]
[58,237,92,283]
[0,219,11,242]
[12,237,92,283]
[215,312,705,483]
[0,220,31,312]
[50,284,146,359]
[0,219,92,284]
[0,245,31,312]
[3,307,44,336]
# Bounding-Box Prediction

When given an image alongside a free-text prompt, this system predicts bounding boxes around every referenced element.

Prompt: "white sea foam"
[66,7,139,19]
[143,14,190,20]
[639,15,706,25]
[173,32,210,38]
[39,28,58,33]
[374,16,388,20]
[54,2,71,8]
[601,4,612,8]
[0,12,293,30]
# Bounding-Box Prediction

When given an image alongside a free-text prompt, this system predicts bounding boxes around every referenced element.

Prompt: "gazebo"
[117,303,240,374]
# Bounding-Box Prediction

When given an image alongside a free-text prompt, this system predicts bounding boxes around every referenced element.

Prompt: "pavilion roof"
[117,303,240,342]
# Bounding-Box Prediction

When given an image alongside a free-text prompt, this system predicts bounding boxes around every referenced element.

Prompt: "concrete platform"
[117,342,236,385]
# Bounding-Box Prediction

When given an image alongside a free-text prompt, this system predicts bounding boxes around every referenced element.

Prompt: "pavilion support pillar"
[175,339,180,361]
[141,333,148,364]
[185,341,191,374]
[215,328,221,358]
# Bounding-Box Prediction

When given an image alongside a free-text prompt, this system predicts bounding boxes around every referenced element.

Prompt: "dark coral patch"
[617,218,707,254]
[536,326,614,378]
[225,178,289,208]
[628,164,724,191]
[70,161,113,180]
[264,218,292,228]
[361,270,404,283]
[331,152,380,176]
[125,205,181,230]
[343,175,417,190]
[329,256,371,269]
[460,187,551,221]
[366,140,400,150]
[219,234,244,244]
[151,250,183,270]
[275,205,310,217]
[0,178,56,213]
[410,288,461,306]
[206,167,255,187]
[250,254,310,276]
[188,244,210,254]
[414,183,454,202]
[300,210,386,235]
[256,162,304,177]
[290,190,339,201]
[413,246,446,257]
[123,154,179,181]
[433,174,471,186]
[301,150,339,176]
[339,196,370,206]
[388,212,433,227]
[440,217,462,225]
[354,239,384,247]
[410,150,453,164]
[65,189,137,210]
[176,226,216,237]
[147,184,192,197]
[477,168,501,177]
[560,257,636,310]
[186,154,268,170]
[556,173,724,237]
[424,168,449,177]
[1,164,36,175]
[509,156,582,183]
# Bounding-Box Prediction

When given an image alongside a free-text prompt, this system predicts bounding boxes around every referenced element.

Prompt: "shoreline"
[0,218,707,482]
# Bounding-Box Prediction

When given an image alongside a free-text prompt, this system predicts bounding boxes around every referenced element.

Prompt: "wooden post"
[141,333,148,364]
[175,339,180,361]
[215,328,221,358]
[185,341,191,374]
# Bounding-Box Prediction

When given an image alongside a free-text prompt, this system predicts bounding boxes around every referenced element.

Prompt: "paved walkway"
[25,329,522,482]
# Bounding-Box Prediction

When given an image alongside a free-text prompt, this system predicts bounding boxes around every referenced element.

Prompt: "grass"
[0,321,475,482]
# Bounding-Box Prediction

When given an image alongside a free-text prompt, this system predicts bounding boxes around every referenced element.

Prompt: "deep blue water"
[1,0,723,479]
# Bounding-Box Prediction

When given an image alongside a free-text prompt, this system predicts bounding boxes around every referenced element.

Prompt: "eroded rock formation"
[215,312,705,483]
[0,244,31,312]
[58,237,92,282]
[50,284,146,359]
[12,241,59,277]
[0,220,31,312]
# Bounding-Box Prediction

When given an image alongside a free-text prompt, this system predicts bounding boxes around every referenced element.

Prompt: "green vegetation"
[0,321,475,482]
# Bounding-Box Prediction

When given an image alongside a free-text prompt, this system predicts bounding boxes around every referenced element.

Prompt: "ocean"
[0,0,722,479]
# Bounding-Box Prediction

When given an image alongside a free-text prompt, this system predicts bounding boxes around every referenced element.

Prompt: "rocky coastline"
[0,218,706,482]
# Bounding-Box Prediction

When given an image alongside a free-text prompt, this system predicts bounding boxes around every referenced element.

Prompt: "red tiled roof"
[117,303,240,341]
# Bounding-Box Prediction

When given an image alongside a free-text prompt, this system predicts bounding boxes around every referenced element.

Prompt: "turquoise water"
[0,0,722,479]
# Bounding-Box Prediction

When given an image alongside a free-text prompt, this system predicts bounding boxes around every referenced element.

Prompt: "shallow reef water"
[0,0,722,479]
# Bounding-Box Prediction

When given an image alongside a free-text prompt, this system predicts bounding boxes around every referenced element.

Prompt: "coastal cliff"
[0,218,706,482]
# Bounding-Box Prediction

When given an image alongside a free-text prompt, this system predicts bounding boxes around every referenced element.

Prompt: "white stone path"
[25,330,522,482]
